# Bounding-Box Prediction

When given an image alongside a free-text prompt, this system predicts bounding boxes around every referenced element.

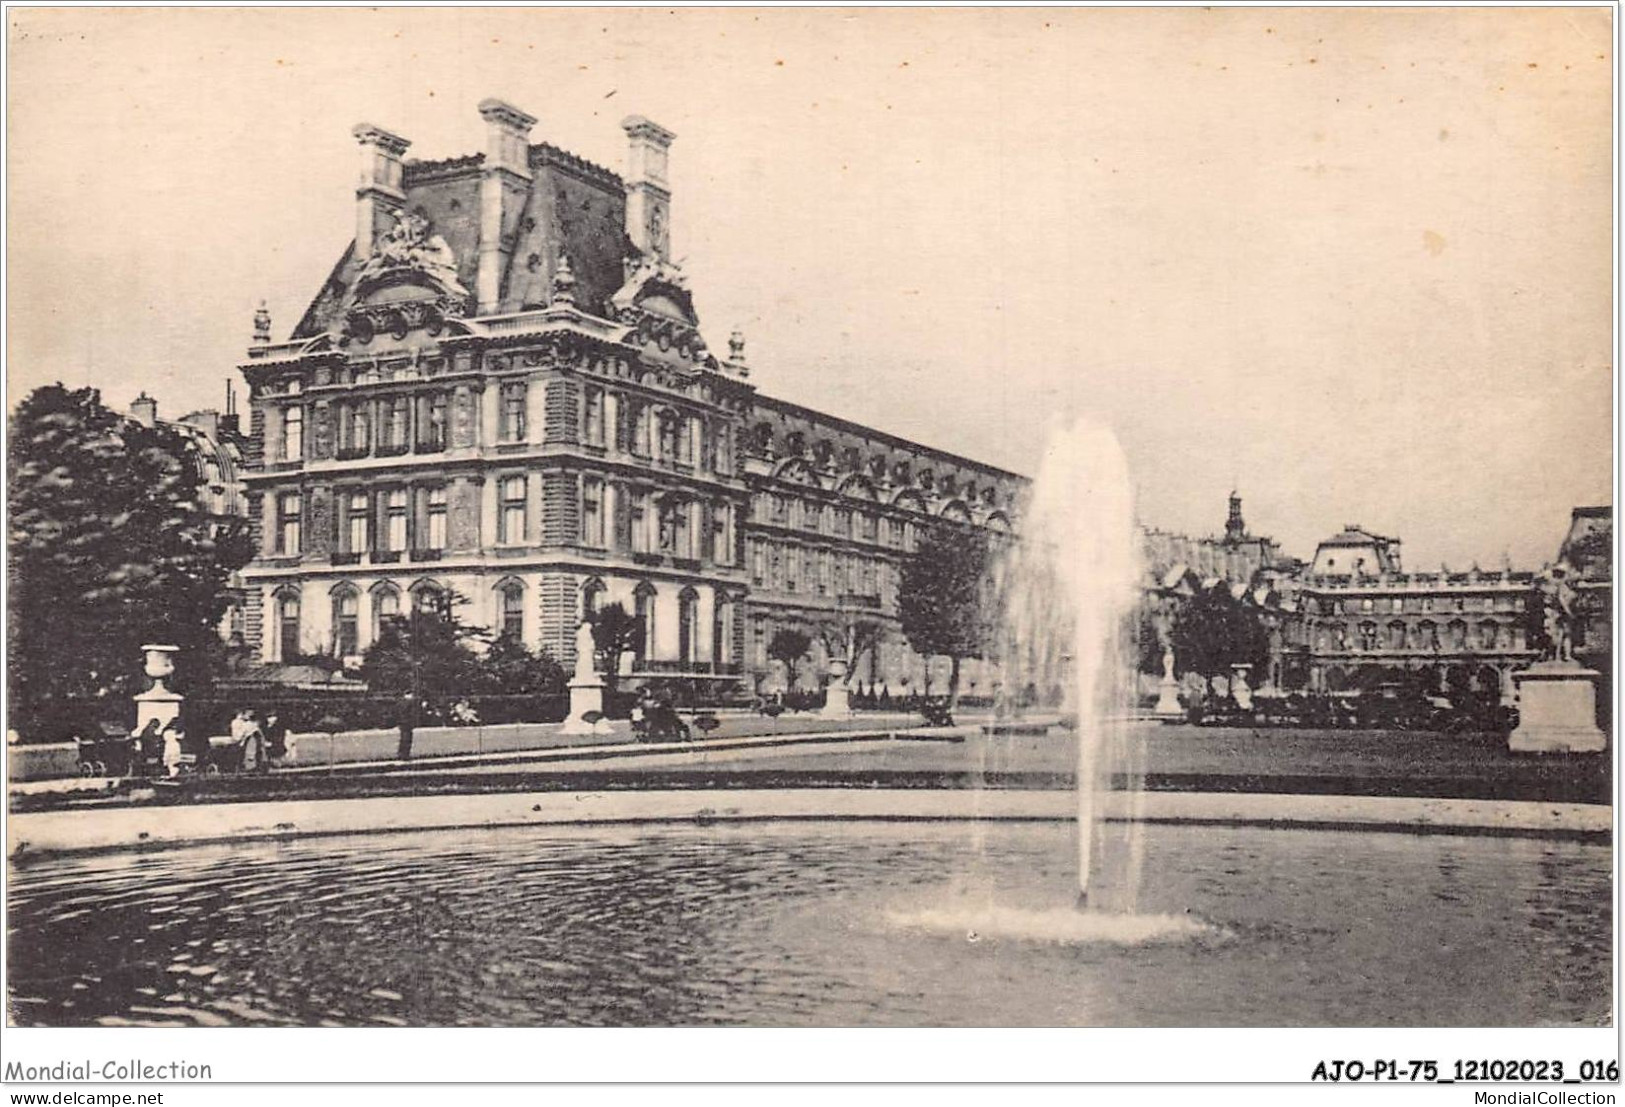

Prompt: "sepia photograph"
[2,2,1616,1085]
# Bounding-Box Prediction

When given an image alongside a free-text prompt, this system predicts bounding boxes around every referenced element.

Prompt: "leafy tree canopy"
[7,384,253,737]
[768,628,812,688]
[898,522,995,704]
[590,602,643,682]
[358,591,487,695]
[1168,585,1268,681]
[478,633,568,696]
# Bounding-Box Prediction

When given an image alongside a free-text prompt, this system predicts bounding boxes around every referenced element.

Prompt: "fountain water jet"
[997,417,1141,908]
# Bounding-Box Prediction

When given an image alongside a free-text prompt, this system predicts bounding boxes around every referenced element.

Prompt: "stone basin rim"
[7,788,1610,862]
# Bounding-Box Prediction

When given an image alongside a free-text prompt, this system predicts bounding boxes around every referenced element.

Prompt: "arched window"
[633,581,656,662]
[499,581,525,641]
[411,581,446,619]
[372,584,401,641]
[581,577,606,621]
[678,586,700,665]
[331,586,359,658]
[657,411,680,461]
[276,589,301,663]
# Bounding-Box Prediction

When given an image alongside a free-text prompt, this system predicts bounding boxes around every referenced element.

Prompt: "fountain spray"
[1001,418,1140,907]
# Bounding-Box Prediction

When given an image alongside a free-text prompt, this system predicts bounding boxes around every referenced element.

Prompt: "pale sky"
[7,7,1614,569]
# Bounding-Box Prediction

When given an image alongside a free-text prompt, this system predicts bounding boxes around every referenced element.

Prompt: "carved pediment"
[340,212,474,343]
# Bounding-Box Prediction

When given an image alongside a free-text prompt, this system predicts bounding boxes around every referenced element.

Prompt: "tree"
[589,602,642,685]
[359,590,487,696]
[477,634,568,696]
[898,522,995,708]
[7,384,253,738]
[768,628,812,691]
[818,615,882,687]
[1168,585,1268,687]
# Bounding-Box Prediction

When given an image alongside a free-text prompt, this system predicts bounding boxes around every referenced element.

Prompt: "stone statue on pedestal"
[1540,563,1577,663]
[1509,561,1604,753]
[574,619,599,681]
[562,620,608,735]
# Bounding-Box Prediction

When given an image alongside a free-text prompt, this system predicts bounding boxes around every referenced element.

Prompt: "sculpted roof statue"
[357,211,469,298]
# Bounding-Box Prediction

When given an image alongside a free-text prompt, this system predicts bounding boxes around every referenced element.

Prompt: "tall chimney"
[351,123,411,258]
[621,116,676,264]
[130,392,157,428]
[476,98,537,315]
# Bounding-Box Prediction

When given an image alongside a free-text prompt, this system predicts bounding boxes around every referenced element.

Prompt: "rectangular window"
[347,492,369,553]
[426,487,448,550]
[785,547,799,592]
[658,414,678,461]
[714,423,733,475]
[386,489,409,552]
[278,492,301,554]
[501,384,527,442]
[387,397,410,451]
[678,416,695,464]
[632,405,651,457]
[584,387,605,446]
[750,540,765,586]
[499,476,527,545]
[420,393,447,452]
[501,588,524,641]
[582,477,604,547]
[334,593,358,657]
[631,490,650,553]
[282,406,304,461]
[712,503,733,565]
[347,405,370,455]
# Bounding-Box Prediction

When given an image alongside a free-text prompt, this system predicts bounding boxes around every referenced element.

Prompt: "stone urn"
[135,644,183,731]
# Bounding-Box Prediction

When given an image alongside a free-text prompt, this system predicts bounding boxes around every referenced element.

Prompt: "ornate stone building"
[236,99,1024,694]
[1284,526,1539,699]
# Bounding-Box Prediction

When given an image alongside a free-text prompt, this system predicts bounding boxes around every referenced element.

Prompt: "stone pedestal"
[561,675,606,735]
[822,660,851,718]
[1509,661,1607,754]
[135,688,183,732]
[1153,677,1183,720]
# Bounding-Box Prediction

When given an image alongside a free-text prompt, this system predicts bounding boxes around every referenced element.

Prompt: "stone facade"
[1280,527,1539,699]
[236,100,1025,695]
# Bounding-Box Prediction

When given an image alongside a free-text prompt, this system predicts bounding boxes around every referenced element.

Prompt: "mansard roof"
[1319,525,1399,548]
[292,140,634,341]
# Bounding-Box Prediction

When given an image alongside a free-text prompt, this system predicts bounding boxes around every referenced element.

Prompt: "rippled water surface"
[7,823,1610,1026]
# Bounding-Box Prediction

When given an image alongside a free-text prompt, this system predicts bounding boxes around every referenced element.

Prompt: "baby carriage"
[74,725,135,777]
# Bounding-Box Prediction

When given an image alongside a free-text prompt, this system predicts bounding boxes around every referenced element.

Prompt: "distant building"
[1285,525,1538,700]
[1142,492,1294,590]
[128,391,251,645]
